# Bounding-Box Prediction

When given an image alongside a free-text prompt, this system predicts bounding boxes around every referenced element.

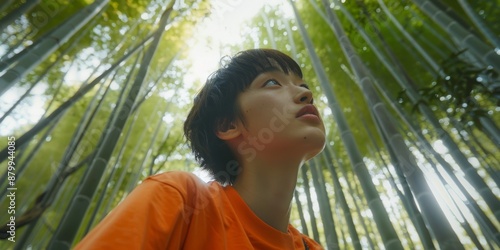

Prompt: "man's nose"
[294,87,313,104]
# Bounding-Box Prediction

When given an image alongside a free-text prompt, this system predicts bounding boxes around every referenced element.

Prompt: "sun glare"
[183,0,291,90]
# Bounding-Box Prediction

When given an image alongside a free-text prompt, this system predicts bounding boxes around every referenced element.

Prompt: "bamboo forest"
[0,0,499,249]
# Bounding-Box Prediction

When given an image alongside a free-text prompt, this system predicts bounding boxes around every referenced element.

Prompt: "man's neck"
[232,157,303,233]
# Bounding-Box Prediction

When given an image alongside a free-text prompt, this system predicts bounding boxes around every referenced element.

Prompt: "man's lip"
[296,104,319,118]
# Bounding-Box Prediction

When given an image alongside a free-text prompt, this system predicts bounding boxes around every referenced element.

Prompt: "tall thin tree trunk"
[100,102,153,216]
[0,0,109,96]
[321,151,362,250]
[84,83,166,234]
[294,190,309,235]
[407,8,458,51]
[308,159,339,249]
[327,143,377,249]
[289,1,404,248]
[125,96,168,194]
[0,54,72,126]
[0,14,93,125]
[0,30,156,163]
[344,1,495,246]
[9,66,118,249]
[377,0,500,147]
[348,0,500,222]
[0,0,41,33]
[0,28,34,61]
[411,0,500,72]
[344,76,435,248]
[321,0,464,248]
[377,0,441,75]
[47,2,175,248]
[300,166,321,243]
[0,63,73,197]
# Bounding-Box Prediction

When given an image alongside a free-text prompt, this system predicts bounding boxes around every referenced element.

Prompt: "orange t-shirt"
[74,171,323,249]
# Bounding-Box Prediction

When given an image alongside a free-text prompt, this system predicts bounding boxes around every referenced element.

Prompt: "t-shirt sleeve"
[74,172,195,250]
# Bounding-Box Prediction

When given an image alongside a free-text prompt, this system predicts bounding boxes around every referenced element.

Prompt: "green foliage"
[417,50,499,129]
[1,0,500,249]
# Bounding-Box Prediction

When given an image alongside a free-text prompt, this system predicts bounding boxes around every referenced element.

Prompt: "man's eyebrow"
[300,82,310,89]
[251,69,305,87]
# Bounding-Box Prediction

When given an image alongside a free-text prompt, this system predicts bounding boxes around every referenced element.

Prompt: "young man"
[75,49,326,249]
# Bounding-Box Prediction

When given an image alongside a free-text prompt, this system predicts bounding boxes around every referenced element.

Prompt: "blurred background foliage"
[0,0,499,249]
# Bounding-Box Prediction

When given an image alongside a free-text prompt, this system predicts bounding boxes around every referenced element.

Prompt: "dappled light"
[0,0,499,249]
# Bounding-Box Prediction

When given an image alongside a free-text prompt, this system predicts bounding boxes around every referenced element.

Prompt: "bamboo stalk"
[290,0,404,248]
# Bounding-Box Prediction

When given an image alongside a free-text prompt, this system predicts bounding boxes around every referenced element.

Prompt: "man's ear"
[216,119,241,140]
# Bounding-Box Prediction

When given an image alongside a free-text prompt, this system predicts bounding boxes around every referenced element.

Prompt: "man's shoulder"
[147,170,205,185]
[145,171,210,194]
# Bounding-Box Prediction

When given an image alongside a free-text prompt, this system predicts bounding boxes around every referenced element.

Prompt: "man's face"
[233,70,326,162]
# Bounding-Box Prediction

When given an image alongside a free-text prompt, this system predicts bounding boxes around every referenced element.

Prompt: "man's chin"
[304,141,326,161]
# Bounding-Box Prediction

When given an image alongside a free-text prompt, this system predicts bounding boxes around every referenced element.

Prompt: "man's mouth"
[296,104,319,118]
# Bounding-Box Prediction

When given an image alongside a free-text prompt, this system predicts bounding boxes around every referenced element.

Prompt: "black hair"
[183,48,302,185]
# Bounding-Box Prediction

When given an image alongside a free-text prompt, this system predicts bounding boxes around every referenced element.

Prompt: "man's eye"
[263,79,280,87]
